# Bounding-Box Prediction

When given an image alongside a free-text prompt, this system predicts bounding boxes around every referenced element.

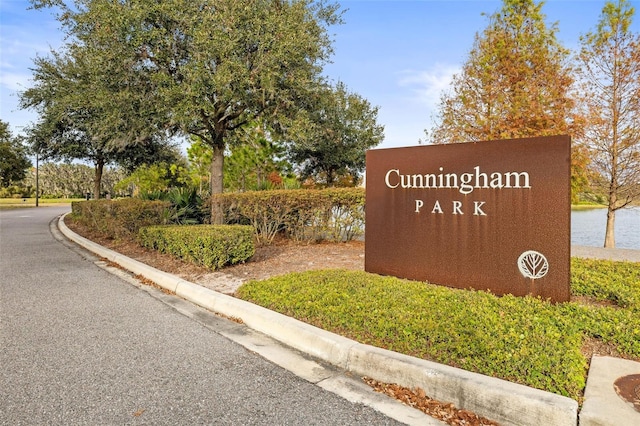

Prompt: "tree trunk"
[93,160,104,200]
[604,174,617,247]
[604,206,616,248]
[210,145,225,224]
[604,190,616,247]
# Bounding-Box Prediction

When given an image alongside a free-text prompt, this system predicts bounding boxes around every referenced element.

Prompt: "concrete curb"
[58,214,579,426]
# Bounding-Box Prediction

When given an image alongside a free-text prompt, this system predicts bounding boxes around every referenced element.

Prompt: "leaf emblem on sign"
[517,250,549,279]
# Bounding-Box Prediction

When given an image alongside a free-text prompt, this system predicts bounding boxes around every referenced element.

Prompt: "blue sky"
[2,0,639,149]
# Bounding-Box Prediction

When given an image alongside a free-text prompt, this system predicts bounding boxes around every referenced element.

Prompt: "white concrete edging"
[58,214,578,426]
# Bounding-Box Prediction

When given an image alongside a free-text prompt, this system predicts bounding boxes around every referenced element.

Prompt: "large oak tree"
[20,42,174,199]
[576,0,640,248]
[34,0,343,222]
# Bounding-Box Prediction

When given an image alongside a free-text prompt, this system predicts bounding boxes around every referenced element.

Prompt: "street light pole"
[35,152,39,207]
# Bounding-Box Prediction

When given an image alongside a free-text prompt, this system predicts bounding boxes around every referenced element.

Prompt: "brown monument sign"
[365,135,571,303]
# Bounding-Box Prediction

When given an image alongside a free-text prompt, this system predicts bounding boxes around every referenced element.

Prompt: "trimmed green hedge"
[71,199,171,239]
[138,224,255,270]
[212,188,365,245]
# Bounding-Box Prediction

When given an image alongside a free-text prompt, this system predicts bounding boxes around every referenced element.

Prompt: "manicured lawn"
[571,203,607,210]
[0,198,83,209]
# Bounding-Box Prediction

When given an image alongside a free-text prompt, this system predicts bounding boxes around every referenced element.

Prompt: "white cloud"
[397,64,460,107]
[0,4,64,131]
[0,71,33,92]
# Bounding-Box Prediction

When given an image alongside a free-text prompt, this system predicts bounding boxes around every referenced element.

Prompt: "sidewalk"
[572,245,640,263]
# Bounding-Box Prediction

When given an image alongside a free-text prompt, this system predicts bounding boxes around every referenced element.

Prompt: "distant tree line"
[21,163,127,199]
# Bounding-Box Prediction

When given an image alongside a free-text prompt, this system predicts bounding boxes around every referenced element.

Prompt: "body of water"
[572,207,640,249]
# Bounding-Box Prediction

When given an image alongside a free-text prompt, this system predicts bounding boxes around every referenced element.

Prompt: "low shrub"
[138,224,255,269]
[213,187,365,244]
[237,270,587,399]
[565,258,640,356]
[571,258,640,309]
[71,199,171,239]
[236,259,640,401]
[0,185,31,198]
[140,187,207,225]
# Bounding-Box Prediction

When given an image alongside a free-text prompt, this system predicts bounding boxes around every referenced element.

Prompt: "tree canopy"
[19,29,173,199]
[427,0,591,202]
[287,82,384,186]
[576,0,640,247]
[223,121,292,191]
[22,163,126,198]
[0,120,32,188]
[31,0,343,222]
[429,0,578,144]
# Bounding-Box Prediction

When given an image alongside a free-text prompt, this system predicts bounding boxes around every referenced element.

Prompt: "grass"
[571,203,607,211]
[236,257,640,401]
[0,198,83,209]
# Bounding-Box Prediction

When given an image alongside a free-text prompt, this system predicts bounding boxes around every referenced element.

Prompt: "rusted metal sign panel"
[365,135,571,302]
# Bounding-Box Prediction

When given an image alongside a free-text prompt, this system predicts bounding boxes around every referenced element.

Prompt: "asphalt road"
[0,206,401,425]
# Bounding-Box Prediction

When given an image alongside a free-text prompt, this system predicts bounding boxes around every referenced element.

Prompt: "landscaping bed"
[65,217,640,403]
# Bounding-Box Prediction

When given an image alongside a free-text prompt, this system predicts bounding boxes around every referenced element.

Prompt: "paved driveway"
[0,207,401,425]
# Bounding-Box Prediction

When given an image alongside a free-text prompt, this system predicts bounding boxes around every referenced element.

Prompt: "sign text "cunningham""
[384,166,531,194]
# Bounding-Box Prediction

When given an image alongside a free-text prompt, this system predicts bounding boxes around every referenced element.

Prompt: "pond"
[572,207,640,249]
